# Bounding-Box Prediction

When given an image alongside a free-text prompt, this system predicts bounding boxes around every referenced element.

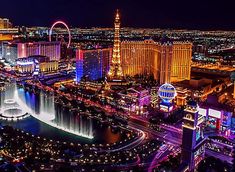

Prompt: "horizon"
[1,0,235,30]
[4,24,235,32]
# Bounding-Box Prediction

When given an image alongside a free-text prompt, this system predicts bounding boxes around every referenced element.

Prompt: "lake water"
[0,84,125,144]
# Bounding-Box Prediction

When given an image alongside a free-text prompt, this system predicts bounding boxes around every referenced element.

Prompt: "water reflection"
[0,83,123,144]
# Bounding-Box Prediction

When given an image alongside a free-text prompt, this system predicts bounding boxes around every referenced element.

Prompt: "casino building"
[17,41,61,61]
[121,40,160,78]
[121,40,192,84]
[198,94,233,135]
[118,87,151,114]
[76,47,112,82]
[16,55,58,76]
[1,41,61,66]
[75,10,192,85]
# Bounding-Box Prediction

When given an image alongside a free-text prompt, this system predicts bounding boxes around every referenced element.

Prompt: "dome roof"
[158,83,177,102]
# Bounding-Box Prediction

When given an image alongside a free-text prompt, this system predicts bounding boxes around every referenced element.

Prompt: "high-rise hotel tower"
[171,42,192,82]
[121,40,192,84]
[108,10,123,79]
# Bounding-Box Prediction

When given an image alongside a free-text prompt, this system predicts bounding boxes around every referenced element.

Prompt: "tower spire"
[108,9,123,79]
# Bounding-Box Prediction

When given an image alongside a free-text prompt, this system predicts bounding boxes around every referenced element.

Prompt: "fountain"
[0,83,29,120]
[55,108,93,139]
[39,91,55,121]
[0,82,94,139]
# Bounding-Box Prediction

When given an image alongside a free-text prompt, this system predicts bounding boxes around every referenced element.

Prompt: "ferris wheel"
[49,21,72,48]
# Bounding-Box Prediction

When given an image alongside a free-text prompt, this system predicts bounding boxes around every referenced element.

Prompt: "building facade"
[181,101,206,171]
[121,40,161,78]
[17,42,61,61]
[117,87,151,115]
[0,18,12,29]
[171,42,192,82]
[159,43,173,84]
[76,48,112,82]
[16,55,58,76]
[120,40,192,84]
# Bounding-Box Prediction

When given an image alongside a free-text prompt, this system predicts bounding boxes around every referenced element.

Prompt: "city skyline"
[1,0,235,30]
[0,2,235,172]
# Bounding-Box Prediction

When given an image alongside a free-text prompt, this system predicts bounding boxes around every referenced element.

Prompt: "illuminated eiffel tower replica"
[107,10,125,84]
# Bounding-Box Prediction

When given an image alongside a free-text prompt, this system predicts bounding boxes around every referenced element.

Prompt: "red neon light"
[78,50,83,60]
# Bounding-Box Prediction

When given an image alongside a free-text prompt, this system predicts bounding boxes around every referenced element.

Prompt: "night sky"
[1,0,235,30]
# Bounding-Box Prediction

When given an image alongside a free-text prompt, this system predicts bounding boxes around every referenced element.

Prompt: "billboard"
[208,108,221,119]
[198,107,207,117]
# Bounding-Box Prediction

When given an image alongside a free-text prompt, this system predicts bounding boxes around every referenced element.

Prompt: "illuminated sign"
[17,61,34,65]
[158,83,177,102]
[208,108,221,119]
[0,34,13,41]
[198,107,207,117]
[160,104,173,112]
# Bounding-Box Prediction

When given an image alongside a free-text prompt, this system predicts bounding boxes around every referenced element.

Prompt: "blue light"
[76,59,83,83]
[158,83,177,102]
